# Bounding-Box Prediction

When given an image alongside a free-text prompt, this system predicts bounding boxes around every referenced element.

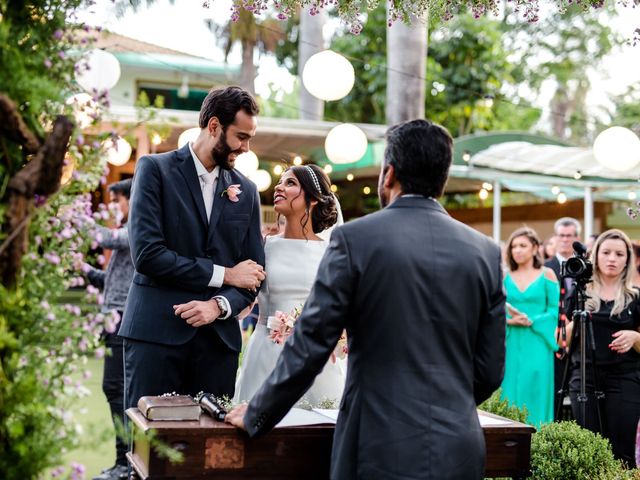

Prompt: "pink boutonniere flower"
[221,184,242,202]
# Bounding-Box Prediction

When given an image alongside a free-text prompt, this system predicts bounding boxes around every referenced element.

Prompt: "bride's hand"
[225,403,248,430]
[173,300,220,327]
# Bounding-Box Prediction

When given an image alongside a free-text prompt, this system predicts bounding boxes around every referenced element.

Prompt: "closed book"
[137,395,201,421]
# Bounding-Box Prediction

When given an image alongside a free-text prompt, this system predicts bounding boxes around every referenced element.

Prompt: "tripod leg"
[586,318,606,435]
[556,317,579,420]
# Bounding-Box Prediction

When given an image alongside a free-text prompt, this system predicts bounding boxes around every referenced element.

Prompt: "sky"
[77,0,640,125]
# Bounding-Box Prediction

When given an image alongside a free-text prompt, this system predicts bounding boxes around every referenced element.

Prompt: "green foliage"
[530,421,620,480]
[478,388,529,423]
[0,1,121,478]
[610,82,640,137]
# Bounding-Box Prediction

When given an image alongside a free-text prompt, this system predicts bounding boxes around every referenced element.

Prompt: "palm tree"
[207,9,284,95]
[386,11,427,125]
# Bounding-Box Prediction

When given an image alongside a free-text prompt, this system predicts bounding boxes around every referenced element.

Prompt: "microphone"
[196,392,227,421]
[572,241,588,256]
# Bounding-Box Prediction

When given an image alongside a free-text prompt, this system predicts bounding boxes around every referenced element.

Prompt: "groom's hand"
[225,403,248,431]
[173,300,220,327]
[224,260,266,290]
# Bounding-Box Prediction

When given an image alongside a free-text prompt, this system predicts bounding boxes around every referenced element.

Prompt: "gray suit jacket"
[244,197,506,480]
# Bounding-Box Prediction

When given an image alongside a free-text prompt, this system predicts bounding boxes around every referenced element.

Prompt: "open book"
[275,408,513,428]
[275,408,338,428]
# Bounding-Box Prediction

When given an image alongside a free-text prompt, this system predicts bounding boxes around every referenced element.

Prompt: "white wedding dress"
[234,235,346,406]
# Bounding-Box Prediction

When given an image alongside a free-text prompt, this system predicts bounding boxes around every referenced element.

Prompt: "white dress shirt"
[189,143,231,319]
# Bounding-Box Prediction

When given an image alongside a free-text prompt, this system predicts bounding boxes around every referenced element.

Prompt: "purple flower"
[95,347,105,359]
[57,51,66,59]
[53,29,64,40]
[44,58,52,69]
[44,253,61,265]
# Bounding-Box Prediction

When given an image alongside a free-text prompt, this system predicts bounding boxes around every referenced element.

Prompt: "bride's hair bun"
[290,164,338,234]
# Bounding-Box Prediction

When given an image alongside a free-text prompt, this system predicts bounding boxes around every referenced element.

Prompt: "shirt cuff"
[213,296,232,320]
[208,264,225,288]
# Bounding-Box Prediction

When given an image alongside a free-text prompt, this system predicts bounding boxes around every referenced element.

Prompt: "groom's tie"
[201,170,217,222]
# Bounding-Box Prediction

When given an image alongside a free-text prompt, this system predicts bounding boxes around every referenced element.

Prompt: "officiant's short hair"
[384,119,452,198]
[199,86,259,129]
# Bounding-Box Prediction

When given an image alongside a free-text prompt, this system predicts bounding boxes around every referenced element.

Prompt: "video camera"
[561,241,593,286]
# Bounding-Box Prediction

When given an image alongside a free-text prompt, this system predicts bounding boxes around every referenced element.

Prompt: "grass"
[63,357,116,478]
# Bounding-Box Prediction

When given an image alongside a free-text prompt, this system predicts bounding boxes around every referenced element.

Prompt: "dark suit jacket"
[118,144,265,352]
[244,197,506,480]
[545,256,561,282]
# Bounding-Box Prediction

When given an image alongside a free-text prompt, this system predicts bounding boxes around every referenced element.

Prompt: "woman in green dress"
[502,227,560,427]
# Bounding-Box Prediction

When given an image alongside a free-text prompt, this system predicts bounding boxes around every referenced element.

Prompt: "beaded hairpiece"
[304,165,322,193]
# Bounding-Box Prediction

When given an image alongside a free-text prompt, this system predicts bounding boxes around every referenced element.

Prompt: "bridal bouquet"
[331,331,349,363]
[268,305,302,345]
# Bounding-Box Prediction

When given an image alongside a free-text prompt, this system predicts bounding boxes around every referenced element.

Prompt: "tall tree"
[386,11,428,124]
[297,7,326,120]
[503,4,617,143]
[206,9,283,95]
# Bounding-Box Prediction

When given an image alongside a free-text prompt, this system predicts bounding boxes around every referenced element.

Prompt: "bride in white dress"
[234,164,345,406]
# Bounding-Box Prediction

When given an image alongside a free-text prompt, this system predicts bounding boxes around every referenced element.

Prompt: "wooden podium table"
[126,408,535,479]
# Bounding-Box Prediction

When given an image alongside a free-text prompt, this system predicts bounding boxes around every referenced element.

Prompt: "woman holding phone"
[502,227,560,426]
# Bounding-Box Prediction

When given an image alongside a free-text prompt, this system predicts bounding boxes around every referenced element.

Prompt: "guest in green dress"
[502,227,559,427]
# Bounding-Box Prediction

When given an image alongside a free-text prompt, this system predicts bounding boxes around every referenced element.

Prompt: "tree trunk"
[239,39,256,96]
[298,7,326,121]
[386,12,428,125]
[550,84,570,140]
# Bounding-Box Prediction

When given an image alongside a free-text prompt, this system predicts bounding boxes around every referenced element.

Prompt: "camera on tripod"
[561,241,593,286]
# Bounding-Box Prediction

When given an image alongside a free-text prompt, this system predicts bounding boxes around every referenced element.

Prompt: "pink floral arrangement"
[268,306,302,345]
[221,184,242,202]
[331,331,349,363]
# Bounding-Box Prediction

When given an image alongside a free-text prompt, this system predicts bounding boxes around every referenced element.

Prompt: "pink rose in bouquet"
[331,330,349,364]
[269,306,301,345]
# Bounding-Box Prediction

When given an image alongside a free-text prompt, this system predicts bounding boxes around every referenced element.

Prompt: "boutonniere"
[221,184,242,203]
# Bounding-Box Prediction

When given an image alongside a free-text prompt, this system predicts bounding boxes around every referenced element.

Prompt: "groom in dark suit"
[226,119,506,479]
[119,86,266,407]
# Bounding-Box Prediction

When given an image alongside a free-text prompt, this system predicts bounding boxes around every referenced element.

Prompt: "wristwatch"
[213,297,228,319]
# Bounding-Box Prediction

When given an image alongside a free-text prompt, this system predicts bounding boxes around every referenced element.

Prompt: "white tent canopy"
[469,141,638,181]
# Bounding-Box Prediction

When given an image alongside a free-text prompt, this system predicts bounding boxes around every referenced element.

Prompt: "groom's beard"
[212,130,242,170]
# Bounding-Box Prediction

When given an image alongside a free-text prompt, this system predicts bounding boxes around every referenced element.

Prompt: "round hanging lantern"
[249,169,272,192]
[593,126,640,172]
[178,127,201,148]
[75,49,121,93]
[325,123,368,164]
[66,93,99,129]
[302,50,355,101]
[103,136,132,166]
[235,151,259,176]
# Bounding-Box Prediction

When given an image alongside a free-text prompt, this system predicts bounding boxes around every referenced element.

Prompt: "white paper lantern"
[66,93,99,129]
[325,123,368,164]
[75,49,121,93]
[178,127,201,148]
[249,169,272,192]
[235,151,259,176]
[593,126,640,172]
[302,50,355,101]
[103,136,132,166]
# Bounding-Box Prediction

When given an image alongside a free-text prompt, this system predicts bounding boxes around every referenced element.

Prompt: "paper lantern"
[302,50,355,101]
[66,93,99,129]
[75,49,121,93]
[325,124,368,164]
[249,169,272,192]
[103,136,132,166]
[235,151,259,176]
[593,127,640,172]
[178,128,201,148]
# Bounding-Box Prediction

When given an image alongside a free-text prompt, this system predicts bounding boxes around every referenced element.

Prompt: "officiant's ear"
[383,164,397,189]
